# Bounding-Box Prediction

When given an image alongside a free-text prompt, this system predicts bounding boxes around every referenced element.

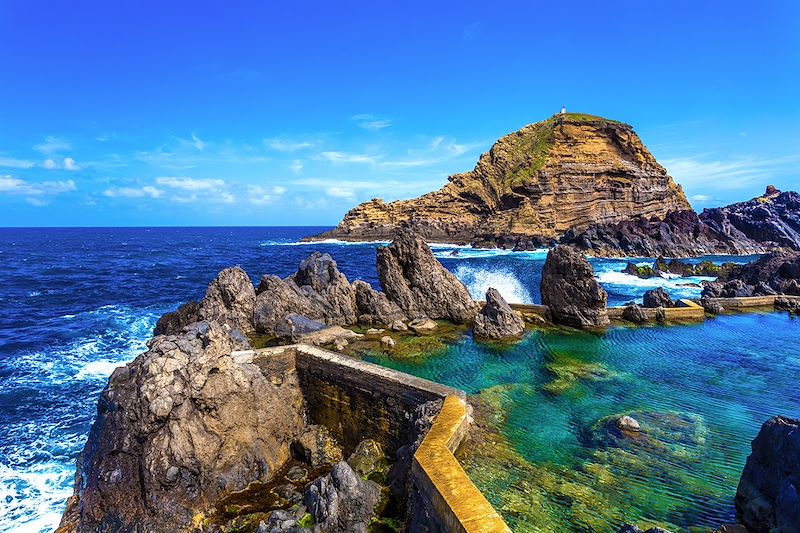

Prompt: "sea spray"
[454,266,532,304]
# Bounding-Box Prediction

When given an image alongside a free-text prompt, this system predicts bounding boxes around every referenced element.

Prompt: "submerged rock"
[376,227,478,322]
[735,415,800,533]
[540,245,609,328]
[304,461,381,533]
[616,415,642,432]
[643,287,674,308]
[473,287,525,340]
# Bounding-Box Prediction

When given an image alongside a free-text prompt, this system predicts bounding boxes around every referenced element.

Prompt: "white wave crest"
[75,360,123,380]
[454,266,532,304]
[594,268,716,301]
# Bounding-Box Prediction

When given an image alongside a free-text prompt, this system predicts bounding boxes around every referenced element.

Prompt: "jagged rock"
[291,252,357,325]
[643,287,674,308]
[736,416,800,533]
[347,439,385,478]
[540,246,609,328]
[616,415,642,432]
[622,304,648,324]
[376,228,478,322]
[473,288,525,340]
[257,509,312,533]
[380,335,396,349]
[333,338,348,351]
[153,300,202,336]
[254,275,327,335]
[292,425,344,468]
[298,326,361,348]
[312,114,691,246]
[352,280,406,326]
[408,317,437,334]
[701,299,725,315]
[702,252,800,298]
[58,322,305,533]
[776,297,800,315]
[304,461,381,533]
[201,266,257,334]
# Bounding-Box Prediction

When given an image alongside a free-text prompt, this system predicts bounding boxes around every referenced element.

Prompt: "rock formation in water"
[564,187,800,257]
[735,415,800,533]
[643,287,674,308]
[473,288,525,340]
[540,246,609,328]
[376,227,478,322]
[702,251,800,298]
[153,300,202,336]
[313,113,691,247]
[58,322,306,532]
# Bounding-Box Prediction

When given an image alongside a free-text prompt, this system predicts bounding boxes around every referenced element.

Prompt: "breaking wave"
[454,266,533,304]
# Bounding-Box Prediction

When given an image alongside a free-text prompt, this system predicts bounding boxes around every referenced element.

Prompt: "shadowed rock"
[735,415,800,533]
[540,246,609,328]
[643,287,674,308]
[304,461,381,533]
[622,304,648,324]
[291,252,357,325]
[376,227,477,322]
[473,288,525,340]
[153,300,201,336]
[702,252,800,298]
[352,280,406,326]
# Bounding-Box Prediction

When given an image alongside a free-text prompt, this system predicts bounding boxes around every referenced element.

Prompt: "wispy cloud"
[0,156,36,169]
[155,176,226,191]
[289,159,304,174]
[103,186,163,198]
[34,136,71,155]
[0,175,77,195]
[351,114,392,132]
[662,154,800,190]
[264,138,317,152]
[325,186,355,199]
[319,151,380,164]
[247,184,287,205]
[42,157,82,171]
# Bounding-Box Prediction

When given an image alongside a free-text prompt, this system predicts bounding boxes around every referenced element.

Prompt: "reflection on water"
[364,313,800,532]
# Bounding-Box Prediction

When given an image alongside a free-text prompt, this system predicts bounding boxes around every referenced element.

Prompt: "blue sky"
[0,1,798,227]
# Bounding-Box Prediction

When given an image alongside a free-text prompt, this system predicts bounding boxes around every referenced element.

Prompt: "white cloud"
[41,157,82,171]
[102,186,163,198]
[326,187,355,199]
[691,194,714,202]
[247,184,287,205]
[26,197,49,207]
[42,159,58,170]
[289,159,304,174]
[191,133,206,152]
[0,157,36,169]
[351,114,392,132]
[34,136,71,154]
[0,175,76,196]
[319,151,380,164]
[63,157,81,171]
[662,155,800,190]
[264,138,316,152]
[155,176,226,191]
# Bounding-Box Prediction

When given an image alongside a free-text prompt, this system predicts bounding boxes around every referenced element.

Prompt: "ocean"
[0,227,795,532]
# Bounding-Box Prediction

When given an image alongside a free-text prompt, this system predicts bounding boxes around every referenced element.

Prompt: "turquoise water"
[365,313,800,532]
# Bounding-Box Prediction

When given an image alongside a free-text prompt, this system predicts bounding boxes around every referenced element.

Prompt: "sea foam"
[454,265,532,304]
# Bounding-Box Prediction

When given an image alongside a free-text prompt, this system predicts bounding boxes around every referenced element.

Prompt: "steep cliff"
[313,113,691,245]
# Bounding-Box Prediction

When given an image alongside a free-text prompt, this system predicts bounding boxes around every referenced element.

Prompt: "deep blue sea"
[0,227,793,532]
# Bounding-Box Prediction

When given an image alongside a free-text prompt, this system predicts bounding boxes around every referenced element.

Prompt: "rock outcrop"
[643,287,674,308]
[304,461,381,533]
[702,252,800,298]
[540,246,609,328]
[201,266,257,334]
[59,322,306,533]
[312,113,691,246]
[735,416,800,533]
[376,227,477,322]
[153,300,202,336]
[352,280,406,326]
[473,288,525,340]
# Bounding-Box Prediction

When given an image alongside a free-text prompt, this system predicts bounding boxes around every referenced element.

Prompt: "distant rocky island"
[309,113,800,257]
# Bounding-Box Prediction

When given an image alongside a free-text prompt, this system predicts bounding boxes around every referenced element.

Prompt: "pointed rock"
[540,246,609,328]
[473,288,525,340]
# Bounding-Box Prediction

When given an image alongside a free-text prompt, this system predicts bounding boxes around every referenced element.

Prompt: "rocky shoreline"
[59,228,800,533]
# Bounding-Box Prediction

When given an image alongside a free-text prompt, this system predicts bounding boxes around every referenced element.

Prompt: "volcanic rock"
[153,300,202,336]
[292,425,344,468]
[735,416,800,533]
[200,266,257,334]
[313,113,691,246]
[291,252,357,325]
[352,279,406,326]
[376,228,477,322]
[58,321,305,532]
[702,252,800,298]
[304,461,381,533]
[473,288,525,340]
[775,297,800,314]
[643,287,674,308]
[622,304,648,324]
[540,246,609,328]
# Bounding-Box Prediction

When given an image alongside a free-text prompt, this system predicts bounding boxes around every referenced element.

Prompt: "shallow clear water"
[0,227,784,532]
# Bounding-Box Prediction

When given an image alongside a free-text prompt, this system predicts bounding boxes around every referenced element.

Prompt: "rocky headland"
[307,110,800,258]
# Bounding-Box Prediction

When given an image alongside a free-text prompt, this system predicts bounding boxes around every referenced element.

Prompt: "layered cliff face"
[314,113,691,244]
